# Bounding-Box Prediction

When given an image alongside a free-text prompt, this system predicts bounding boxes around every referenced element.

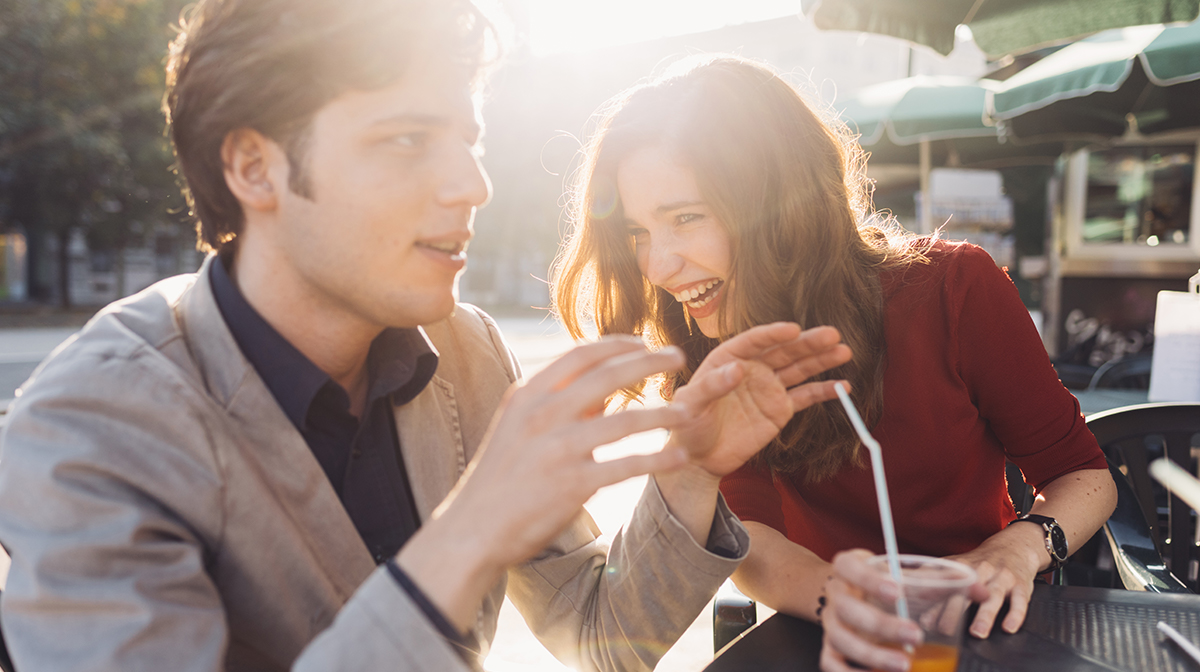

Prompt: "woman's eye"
[628,228,649,243]
[676,213,702,225]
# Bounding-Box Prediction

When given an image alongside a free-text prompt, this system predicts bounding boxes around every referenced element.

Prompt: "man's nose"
[438,143,491,209]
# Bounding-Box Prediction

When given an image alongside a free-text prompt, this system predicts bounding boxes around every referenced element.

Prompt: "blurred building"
[462,12,987,312]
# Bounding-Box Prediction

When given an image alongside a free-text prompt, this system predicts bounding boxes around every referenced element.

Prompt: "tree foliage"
[0,0,188,302]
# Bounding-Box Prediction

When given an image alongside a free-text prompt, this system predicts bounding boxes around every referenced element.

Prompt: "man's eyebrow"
[656,200,702,214]
[369,113,483,140]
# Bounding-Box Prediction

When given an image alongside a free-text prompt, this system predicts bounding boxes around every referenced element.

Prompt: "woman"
[552,55,1116,672]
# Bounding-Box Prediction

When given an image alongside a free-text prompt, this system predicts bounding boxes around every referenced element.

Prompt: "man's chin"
[387,292,458,328]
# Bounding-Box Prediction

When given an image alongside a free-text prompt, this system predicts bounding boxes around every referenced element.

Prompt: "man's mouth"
[672,279,724,309]
[416,240,467,261]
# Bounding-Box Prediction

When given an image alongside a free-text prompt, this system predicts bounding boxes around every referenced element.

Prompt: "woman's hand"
[666,323,851,478]
[946,519,1049,638]
[820,550,991,672]
[820,550,926,672]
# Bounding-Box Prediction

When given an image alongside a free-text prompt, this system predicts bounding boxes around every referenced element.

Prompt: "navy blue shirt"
[209,257,478,659]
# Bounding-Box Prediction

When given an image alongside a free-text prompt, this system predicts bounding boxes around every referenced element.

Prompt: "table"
[705,585,1200,671]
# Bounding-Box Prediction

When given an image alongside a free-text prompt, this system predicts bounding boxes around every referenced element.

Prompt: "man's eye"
[392,132,429,148]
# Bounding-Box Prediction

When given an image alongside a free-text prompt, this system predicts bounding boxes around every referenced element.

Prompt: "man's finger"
[551,347,685,418]
[566,406,690,457]
[522,337,649,395]
[584,448,687,491]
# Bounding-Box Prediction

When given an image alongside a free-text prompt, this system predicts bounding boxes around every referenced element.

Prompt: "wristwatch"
[1008,513,1069,571]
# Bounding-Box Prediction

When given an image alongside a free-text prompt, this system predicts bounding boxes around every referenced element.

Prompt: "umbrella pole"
[919,138,932,234]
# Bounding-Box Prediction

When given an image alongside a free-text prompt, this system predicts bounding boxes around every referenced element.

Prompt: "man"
[0,1,851,670]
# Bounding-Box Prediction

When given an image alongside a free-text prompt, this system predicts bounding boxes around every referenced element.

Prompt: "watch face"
[1049,526,1069,560]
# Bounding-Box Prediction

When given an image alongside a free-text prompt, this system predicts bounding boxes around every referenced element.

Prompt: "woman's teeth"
[673,280,722,308]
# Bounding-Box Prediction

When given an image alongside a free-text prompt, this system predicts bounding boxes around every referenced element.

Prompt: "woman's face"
[616,145,732,338]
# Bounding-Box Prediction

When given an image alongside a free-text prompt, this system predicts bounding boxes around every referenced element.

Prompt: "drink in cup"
[866,554,977,672]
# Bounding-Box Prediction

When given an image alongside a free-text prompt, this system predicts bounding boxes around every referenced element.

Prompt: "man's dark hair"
[165,0,496,252]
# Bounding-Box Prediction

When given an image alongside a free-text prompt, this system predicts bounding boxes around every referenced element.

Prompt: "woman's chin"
[695,316,720,338]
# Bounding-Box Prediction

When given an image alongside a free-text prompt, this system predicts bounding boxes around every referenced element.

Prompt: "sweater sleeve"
[719,462,787,534]
[949,245,1107,492]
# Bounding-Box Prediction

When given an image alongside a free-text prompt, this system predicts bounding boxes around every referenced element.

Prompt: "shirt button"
[352,448,364,459]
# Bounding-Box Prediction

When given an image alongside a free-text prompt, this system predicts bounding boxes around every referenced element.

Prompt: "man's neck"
[228,247,380,416]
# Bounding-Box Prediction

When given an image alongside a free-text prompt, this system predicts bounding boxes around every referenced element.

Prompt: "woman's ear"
[221,128,284,214]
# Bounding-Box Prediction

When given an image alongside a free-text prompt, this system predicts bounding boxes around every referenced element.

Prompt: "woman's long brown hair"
[552,55,928,482]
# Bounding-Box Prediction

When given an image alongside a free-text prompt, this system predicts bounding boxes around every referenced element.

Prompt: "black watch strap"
[1008,513,1069,570]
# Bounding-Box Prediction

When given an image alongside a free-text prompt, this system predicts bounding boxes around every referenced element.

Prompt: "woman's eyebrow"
[656,200,702,214]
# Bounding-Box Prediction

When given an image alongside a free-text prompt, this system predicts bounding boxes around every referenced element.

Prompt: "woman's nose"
[640,237,684,287]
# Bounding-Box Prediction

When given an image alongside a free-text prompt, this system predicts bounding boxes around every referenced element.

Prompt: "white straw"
[834,382,908,619]
[1158,621,1200,667]
[1149,458,1200,513]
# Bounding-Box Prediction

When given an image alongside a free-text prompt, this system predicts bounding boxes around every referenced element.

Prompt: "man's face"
[270,61,491,329]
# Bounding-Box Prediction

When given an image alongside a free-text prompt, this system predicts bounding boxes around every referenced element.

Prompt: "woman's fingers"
[673,360,744,411]
[1000,578,1033,634]
[705,322,804,366]
[824,583,917,672]
[757,325,844,370]
[968,563,1011,638]
[787,380,847,412]
[775,343,853,388]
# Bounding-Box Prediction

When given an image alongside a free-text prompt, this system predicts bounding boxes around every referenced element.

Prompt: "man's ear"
[221,129,285,214]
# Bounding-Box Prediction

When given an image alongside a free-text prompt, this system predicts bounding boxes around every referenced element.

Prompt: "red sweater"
[720,242,1106,561]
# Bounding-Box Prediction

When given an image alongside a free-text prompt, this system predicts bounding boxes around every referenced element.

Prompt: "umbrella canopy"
[801,0,1200,58]
[840,76,998,146]
[839,76,1066,165]
[988,20,1200,140]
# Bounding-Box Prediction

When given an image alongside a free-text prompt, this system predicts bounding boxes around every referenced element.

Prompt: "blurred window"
[1083,145,1194,247]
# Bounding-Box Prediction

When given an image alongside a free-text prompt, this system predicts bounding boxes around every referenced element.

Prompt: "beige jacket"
[0,258,747,672]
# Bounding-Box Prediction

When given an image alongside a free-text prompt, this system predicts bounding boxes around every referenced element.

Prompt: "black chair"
[1084,402,1200,592]
[1086,352,1153,391]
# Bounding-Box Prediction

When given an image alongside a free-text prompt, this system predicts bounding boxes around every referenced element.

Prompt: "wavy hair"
[552,55,928,481]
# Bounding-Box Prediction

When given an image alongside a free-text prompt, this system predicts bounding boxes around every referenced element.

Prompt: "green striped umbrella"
[801,0,1199,58]
[988,20,1200,140]
[840,76,998,147]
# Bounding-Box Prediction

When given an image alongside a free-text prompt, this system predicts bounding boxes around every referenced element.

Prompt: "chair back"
[1086,402,1200,592]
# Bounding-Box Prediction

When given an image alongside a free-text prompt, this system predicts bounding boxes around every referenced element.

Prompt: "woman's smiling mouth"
[672,279,724,309]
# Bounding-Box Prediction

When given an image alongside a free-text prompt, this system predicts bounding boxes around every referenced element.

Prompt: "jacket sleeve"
[505,476,748,672]
[452,305,751,671]
[0,341,471,672]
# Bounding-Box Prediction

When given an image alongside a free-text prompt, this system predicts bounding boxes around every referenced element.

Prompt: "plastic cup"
[866,554,977,672]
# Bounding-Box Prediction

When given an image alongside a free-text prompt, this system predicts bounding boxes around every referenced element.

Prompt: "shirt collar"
[208,254,438,430]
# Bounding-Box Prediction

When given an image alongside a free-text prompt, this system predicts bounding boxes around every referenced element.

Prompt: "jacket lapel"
[394,374,465,523]
[176,256,375,599]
